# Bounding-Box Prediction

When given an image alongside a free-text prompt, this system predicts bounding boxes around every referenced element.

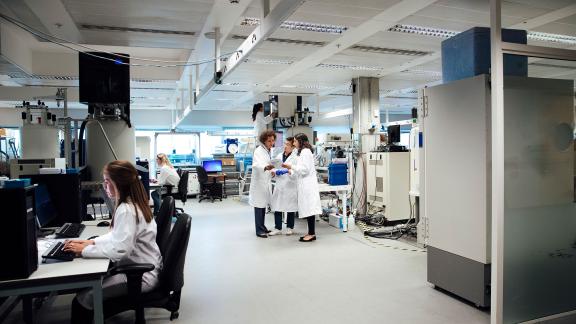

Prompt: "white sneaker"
[268,229,282,236]
[284,228,294,236]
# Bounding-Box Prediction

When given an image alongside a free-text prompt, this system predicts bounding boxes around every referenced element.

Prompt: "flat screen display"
[202,160,222,173]
[79,52,130,104]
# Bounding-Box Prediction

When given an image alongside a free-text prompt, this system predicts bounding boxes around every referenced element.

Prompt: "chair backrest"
[177,171,189,203]
[196,166,209,184]
[156,196,175,254]
[159,213,192,292]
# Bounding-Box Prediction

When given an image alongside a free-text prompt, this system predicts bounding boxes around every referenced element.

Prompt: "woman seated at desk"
[150,153,180,215]
[64,160,163,322]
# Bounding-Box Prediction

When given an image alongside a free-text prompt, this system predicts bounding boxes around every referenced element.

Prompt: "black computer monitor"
[26,174,83,226]
[387,125,401,145]
[35,184,57,227]
[202,160,222,173]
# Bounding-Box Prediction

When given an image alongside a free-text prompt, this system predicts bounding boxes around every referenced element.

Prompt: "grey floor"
[5,199,489,324]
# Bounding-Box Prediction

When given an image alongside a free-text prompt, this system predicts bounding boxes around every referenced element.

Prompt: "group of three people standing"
[249,103,322,242]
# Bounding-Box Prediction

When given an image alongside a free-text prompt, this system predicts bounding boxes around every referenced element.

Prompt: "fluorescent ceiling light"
[389,24,576,46]
[528,31,576,45]
[280,84,333,90]
[215,98,233,101]
[350,45,431,56]
[240,17,348,34]
[244,58,294,65]
[388,24,458,38]
[400,69,442,77]
[323,108,352,119]
[317,63,385,71]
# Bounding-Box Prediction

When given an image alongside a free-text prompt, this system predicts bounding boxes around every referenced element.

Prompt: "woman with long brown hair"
[64,160,162,321]
[282,133,322,242]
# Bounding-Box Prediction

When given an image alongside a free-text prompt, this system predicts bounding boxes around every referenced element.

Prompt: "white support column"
[195,65,200,99]
[490,0,504,323]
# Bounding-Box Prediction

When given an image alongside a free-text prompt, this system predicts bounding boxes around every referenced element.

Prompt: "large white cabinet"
[366,152,410,222]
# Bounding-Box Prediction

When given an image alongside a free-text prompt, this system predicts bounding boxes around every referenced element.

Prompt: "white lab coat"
[248,145,273,208]
[157,165,180,186]
[253,111,274,140]
[290,148,322,218]
[271,151,298,213]
[80,202,162,308]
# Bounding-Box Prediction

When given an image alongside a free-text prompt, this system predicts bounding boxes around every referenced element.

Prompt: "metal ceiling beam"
[170,0,252,129]
[193,0,305,106]
[304,2,576,102]
[225,0,438,109]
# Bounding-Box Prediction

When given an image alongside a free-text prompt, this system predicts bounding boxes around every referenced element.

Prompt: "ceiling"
[0,0,575,129]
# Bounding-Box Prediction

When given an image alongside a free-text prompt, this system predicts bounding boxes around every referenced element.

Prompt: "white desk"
[317,184,352,232]
[0,225,110,324]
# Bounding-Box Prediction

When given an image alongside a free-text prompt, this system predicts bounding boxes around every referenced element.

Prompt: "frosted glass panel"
[503,77,576,323]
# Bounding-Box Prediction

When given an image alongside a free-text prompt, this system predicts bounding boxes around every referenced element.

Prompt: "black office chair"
[104,213,192,323]
[196,166,222,203]
[163,171,189,213]
[156,196,175,255]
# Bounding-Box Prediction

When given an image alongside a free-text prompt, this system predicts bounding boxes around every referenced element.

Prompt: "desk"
[317,184,352,232]
[207,173,227,198]
[0,225,109,324]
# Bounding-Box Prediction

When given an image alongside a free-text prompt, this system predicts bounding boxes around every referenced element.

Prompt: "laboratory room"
[1,1,576,323]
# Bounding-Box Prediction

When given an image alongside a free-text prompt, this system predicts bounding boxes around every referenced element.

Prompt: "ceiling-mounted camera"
[229,0,239,3]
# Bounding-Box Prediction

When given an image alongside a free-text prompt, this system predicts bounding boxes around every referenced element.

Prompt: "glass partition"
[503,64,576,323]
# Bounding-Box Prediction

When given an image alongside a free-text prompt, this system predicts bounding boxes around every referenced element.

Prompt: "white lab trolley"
[366,152,410,222]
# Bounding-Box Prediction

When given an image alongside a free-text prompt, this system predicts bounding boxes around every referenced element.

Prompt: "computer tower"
[0,186,38,280]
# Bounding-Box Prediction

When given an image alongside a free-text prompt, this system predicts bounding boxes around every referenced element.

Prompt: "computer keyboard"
[42,241,76,261]
[54,223,86,238]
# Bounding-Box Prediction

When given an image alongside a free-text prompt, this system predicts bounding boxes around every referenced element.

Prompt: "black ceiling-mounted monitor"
[79,52,130,104]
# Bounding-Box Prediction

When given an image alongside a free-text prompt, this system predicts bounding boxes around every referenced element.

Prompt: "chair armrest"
[108,263,155,302]
[108,263,155,276]
[163,185,174,195]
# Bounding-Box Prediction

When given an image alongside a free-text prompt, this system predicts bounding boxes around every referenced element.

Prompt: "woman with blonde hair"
[150,153,180,215]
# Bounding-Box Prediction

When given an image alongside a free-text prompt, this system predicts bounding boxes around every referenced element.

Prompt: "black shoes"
[257,233,268,238]
[299,235,316,242]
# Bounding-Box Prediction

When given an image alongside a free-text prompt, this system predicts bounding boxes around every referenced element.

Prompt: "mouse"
[97,221,110,227]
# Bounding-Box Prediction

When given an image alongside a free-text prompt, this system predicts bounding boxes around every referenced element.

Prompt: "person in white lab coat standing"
[252,103,276,145]
[282,133,322,242]
[269,136,298,236]
[249,130,276,238]
[64,160,162,321]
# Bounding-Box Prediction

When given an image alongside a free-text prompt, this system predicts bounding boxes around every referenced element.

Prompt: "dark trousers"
[71,297,93,323]
[254,207,268,235]
[306,216,316,235]
[274,212,295,230]
[151,190,161,215]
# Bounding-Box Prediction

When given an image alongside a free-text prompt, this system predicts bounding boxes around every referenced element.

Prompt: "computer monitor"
[387,125,401,145]
[202,160,222,173]
[35,184,57,227]
[26,174,83,225]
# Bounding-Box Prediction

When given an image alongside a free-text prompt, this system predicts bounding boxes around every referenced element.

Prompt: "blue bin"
[328,164,348,185]
[442,27,527,83]
[3,179,31,189]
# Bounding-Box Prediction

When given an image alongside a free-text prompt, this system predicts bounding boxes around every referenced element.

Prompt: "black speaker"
[0,186,38,280]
